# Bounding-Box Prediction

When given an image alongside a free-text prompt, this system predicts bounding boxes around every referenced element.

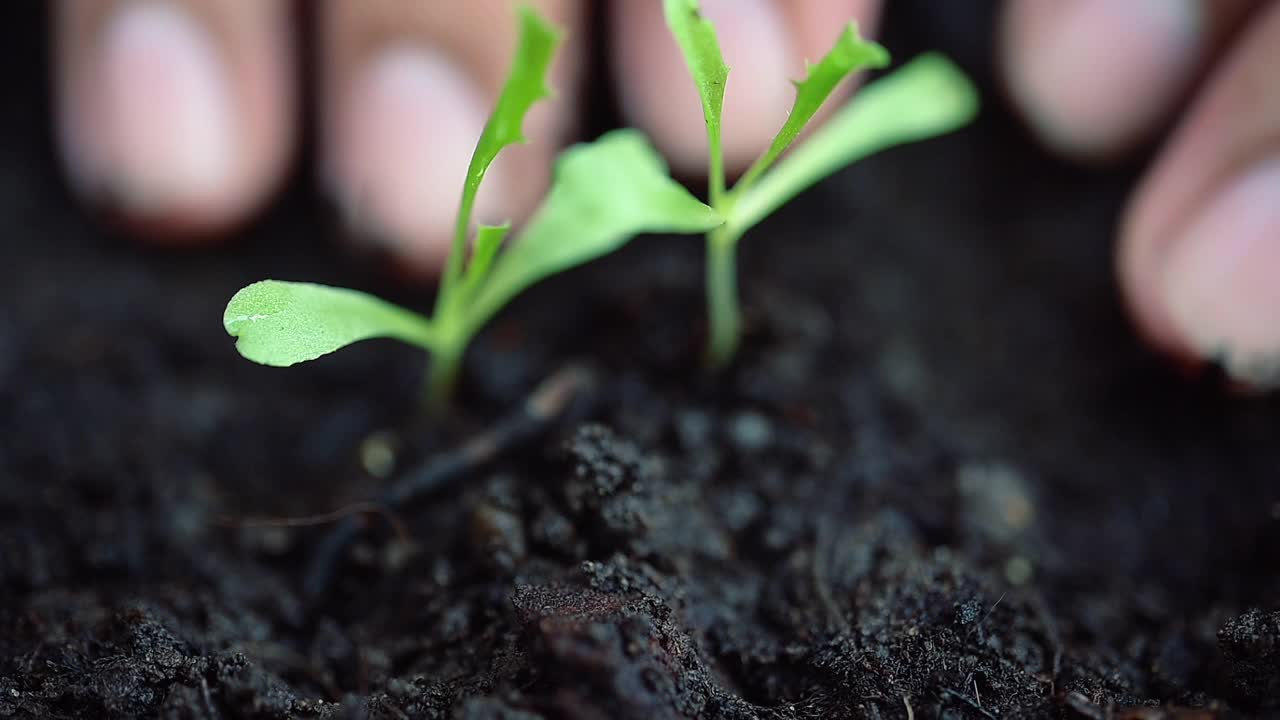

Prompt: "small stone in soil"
[728,411,773,452]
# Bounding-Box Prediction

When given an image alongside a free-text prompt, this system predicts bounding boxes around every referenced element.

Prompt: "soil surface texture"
[2,3,1279,719]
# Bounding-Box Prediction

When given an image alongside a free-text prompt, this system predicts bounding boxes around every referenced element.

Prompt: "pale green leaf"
[467,129,722,332]
[734,22,888,193]
[662,0,728,203]
[440,6,561,299]
[730,52,978,236]
[224,281,436,367]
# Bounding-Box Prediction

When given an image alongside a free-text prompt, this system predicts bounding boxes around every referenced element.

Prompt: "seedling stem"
[706,223,742,366]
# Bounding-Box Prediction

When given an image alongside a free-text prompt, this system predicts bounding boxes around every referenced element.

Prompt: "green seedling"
[224,8,720,408]
[663,0,979,366]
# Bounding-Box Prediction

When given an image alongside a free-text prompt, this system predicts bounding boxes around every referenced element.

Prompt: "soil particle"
[0,601,333,719]
[471,477,530,573]
[511,580,749,720]
[1217,608,1280,710]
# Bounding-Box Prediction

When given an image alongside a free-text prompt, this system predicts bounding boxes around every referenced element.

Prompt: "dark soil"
[3,3,1279,719]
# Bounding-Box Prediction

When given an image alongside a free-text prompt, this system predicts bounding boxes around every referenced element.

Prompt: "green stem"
[708,132,726,210]
[705,225,741,368]
[436,187,476,323]
[425,337,464,414]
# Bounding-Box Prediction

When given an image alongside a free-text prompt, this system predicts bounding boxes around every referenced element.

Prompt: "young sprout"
[663,0,979,366]
[224,7,720,409]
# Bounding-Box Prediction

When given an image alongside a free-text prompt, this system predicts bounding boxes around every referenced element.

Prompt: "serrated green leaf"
[466,129,722,332]
[734,22,888,193]
[663,0,728,204]
[440,6,561,301]
[224,281,436,366]
[730,52,978,236]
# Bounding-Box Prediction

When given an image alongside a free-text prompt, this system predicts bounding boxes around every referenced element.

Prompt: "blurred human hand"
[1003,0,1280,386]
[52,0,1280,384]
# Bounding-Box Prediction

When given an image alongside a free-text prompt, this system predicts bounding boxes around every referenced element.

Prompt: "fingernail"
[1005,0,1201,156]
[73,1,238,214]
[327,46,500,274]
[1161,159,1280,387]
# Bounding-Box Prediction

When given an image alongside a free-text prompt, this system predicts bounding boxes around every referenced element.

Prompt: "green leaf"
[730,52,978,236]
[224,281,436,367]
[459,223,510,303]
[440,6,561,301]
[467,129,722,332]
[662,0,728,205]
[734,22,889,193]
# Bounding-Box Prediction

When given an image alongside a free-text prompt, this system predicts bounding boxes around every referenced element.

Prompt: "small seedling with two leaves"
[223,2,980,407]
[223,8,720,408]
[661,0,978,366]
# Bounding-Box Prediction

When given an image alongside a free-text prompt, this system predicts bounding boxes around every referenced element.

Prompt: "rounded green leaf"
[224,280,436,366]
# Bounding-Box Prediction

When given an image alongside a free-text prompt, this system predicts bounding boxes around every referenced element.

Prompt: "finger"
[319,0,583,277]
[999,0,1256,159]
[610,0,883,176]
[1119,2,1280,386]
[54,0,297,239]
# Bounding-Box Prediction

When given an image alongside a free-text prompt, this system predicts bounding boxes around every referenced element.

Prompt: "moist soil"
[2,3,1279,719]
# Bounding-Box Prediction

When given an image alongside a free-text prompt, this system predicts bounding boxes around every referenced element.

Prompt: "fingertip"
[1116,2,1280,387]
[1146,160,1280,387]
[319,0,577,277]
[324,45,493,275]
[1000,0,1204,159]
[55,0,296,241]
[612,0,881,177]
[612,0,793,175]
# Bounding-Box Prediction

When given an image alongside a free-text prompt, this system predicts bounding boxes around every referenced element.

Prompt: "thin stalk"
[425,336,464,414]
[436,187,477,322]
[705,224,741,368]
[708,133,726,210]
